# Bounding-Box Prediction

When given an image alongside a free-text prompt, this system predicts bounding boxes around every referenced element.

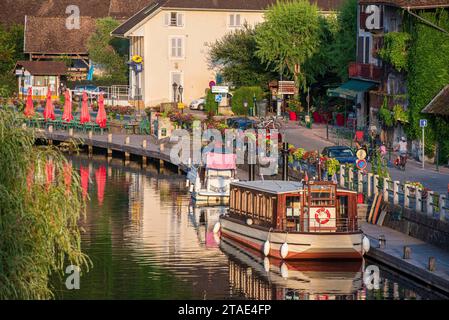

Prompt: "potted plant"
[286,99,300,121]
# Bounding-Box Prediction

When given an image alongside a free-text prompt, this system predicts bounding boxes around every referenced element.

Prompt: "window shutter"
[229,14,234,27]
[177,13,184,27]
[171,38,177,57]
[164,13,169,26]
[178,38,183,57]
[236,14,241,26]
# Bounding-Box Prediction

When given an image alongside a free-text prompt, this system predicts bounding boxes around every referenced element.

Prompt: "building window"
[165,12,184,27]
[33,76,49,87]
[229,14,242,27]
[169,37,184,59]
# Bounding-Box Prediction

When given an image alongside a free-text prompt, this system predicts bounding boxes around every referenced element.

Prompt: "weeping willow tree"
[0,109,90,299]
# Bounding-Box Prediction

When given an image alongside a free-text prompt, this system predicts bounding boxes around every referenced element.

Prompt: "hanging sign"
[278,81,296,95]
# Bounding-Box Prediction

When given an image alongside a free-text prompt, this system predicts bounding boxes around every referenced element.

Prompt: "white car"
[189,97,205,110]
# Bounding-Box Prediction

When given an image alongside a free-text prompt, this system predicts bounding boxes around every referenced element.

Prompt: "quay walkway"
[362,222,449,295]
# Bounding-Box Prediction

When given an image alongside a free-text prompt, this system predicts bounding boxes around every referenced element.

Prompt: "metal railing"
[278,217,360,233]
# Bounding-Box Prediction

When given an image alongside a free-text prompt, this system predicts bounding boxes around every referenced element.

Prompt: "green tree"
[303,15,338,85]
[87,18,128,83]
[208,24,276,87]
[0,110,89,299]
[255,0,321,91]
[329,0,358,81]
[0,24,25,97]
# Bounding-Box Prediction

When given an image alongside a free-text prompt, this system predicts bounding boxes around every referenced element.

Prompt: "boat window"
[309,185,335,207]
[285,196,301,232]
[338,196,349,219]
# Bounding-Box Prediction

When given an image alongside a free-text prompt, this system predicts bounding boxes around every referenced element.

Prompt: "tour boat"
[221,236,363,299]
[187,152,238,206]
[216,180,370,260]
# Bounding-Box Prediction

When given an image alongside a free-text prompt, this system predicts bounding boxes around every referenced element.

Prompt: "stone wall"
[383,204,449,250]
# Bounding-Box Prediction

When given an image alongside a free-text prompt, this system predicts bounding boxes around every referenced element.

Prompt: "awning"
[327,79,377,100]
[206,152,237,170]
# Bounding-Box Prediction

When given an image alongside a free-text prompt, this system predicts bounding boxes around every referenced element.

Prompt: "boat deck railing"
[279,217,360,233]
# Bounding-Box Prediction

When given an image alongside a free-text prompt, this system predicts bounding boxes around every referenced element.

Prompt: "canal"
[53,155,447,300]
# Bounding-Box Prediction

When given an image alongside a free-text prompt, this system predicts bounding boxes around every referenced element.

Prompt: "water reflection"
[54,156,447,300]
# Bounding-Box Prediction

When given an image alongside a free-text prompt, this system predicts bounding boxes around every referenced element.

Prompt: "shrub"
[231,86,264,115]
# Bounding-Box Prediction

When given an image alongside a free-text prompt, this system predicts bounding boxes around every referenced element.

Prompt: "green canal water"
[53,156,447,300]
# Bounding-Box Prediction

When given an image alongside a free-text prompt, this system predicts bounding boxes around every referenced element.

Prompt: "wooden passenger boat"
[217,180,370,260]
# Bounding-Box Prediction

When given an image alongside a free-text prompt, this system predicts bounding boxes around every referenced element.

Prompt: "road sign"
[209,81,216,89]
[215,94,223,103]
[212,86,229,94]
[420,119,428,128]
[356,148,367,161]
[178,102,185,110]
[356,159,367,170]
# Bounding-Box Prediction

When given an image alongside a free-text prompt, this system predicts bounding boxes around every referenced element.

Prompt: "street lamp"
[178,85,183,103]
[178,85,184,114]
[172,82,178,103]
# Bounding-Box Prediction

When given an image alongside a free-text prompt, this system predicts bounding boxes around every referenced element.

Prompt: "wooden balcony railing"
[369,91,408,110]
[349,62,383,82]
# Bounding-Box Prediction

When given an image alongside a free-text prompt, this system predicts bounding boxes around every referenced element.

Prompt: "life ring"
[315,208,331,225]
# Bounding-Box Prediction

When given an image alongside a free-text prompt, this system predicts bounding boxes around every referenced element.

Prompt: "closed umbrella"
[24,87,34,118]
[95,93,107,129]
[62,89,74,122]
[80,91,91,124]
[43,89,55,121]
[95,165,106,206]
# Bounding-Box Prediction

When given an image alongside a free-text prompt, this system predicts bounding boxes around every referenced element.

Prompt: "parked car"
[226,117,256,130]
[72,85,106,101]
[322,146,357,164]
[189,97,206,110]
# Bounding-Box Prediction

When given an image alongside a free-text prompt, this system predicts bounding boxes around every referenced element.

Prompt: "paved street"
[283,121,449,194]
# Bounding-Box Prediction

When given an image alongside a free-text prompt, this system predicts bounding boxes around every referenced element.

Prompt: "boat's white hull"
[220,217,364,260]
[192,191,229,206]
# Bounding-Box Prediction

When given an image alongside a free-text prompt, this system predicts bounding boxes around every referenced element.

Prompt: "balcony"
[349,62,383,82]
[369,91,408,110]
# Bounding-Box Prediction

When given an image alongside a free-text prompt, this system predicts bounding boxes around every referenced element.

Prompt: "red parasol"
[62,89,74,122]
[80,166,89,199]
[80,91,91,124]
[43,89,55,121]
[95,165,106,206]
[95,93,107,129]
[24,87,35,118]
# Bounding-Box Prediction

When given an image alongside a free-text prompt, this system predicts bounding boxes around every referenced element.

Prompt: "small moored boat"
[217,180,369,260]
[187,152,238,205]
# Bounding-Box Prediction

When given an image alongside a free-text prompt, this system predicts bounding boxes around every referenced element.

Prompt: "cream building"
[112,0,343,108]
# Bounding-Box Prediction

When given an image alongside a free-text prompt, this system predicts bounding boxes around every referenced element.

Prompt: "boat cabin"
[229,180,358,233]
